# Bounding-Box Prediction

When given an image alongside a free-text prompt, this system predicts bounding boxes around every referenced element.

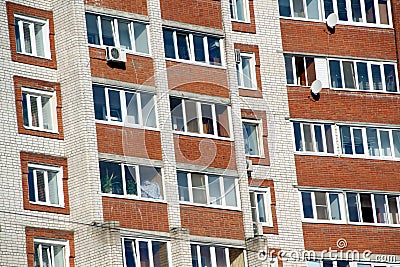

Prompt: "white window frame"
[328,59,399,93]
[177,171,240,209]
[284,55,316,87]
[191,244,247,267]
[99,161,165,202]
[249,187,273,227]
[242,118,264,157]
[93,85,158,129]
[121,238,172,267]
[86,13,150,55]
[345,192,400,226]
[300,191,346,224]
[28,163,64,208]
[34,238,70,267]
[14,14,51,58]
[230,0,251,22]
[237,52,257,89]
[22,87,58,133]
[292,121,336,155]
[163,28,225,67]
[171,97,233,140]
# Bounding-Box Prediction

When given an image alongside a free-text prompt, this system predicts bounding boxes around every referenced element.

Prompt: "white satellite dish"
[310,80,322,95]
[326,13,338,29]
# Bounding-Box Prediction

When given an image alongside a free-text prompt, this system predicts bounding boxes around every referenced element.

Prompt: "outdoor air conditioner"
[253,222,263,236]
[234,49,241,64]
[106,46,126,63]
[246,159,253,172]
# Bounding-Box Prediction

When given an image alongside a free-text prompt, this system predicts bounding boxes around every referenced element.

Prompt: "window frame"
[242,118,264,157]
[284,55,316,87]
[99,160,165,202]
[328,59,399,93]
[300,190,346,224]
[163,28,225,67]
[121,237,172,267]
[85,12,151,56]
[177,171,240,209]
[33,238,70,267]
[249,187,273,227]
[93,85,158,130]
[28,163,64,208]
[14,13,51,59]
[236,52,257,90]
[22,87,58,133]
[190,244,247,267]
[230,0,251,23]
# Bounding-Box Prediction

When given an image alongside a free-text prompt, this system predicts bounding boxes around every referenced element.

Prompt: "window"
[278,0,392,26]
[191,244,245,267]
[346,192,400,225]
[163,29,223,66]
[339,125,400,159]
[85,13,149,54]
[293,122,335,154]
[99,161,163,200]
[230,0,250,22]
[284,55,316,86]
[250,188,273,226]
[236,52,257,89]
[242,119,263,156]
[307,260,350,267]
[92,85,157,128]
[22,88,57,132]
[177,171,239,208]
[122,238,171,267]
[28,164,64,207]
[14,14,50,58]
[170,97,231,138]
[301,191,345,222]
[329,59,398,92]
[34,239,69,267]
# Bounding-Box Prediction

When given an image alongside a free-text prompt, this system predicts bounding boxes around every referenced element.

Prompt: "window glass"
[86,14,100,45]
[201,104,214,135]
[193,35,205,62]
[134,23,149,54]
[41,96,53,130]
[140,166,163,199]
[315,192,328,220]
[36,170,46,202]
[284,56,294,84]
[28,169,35,202]
[366,128,380,156]
[235,0,246,20]
[163,30,175,59]
[329,194,341,220]
[185,101,199,133]
[329,60,343,88]
[241,57,253,88]
[337,0,348,20]
[200,246,212,267]
[30,96,39,127]
[343,61,356,89]
[108,89,122,122]
[177,172,189,201]
[152,241,169,267]
[93,86,106,120]
[374,194,387,223]
[295,57,306,86]
[124,240,136,267]
[177,33,190,60]
[118,20,131,50]
[170,97,184,131]
[307,261,322,267]
[306,57,316,85]
[22,93,29,126]
[99,161,123,194]
[15,22,21,53]
[208,37,222,66]
[125,92,139,124]
[279,0,292,17]
[293,122,303,151]
[101,17,115,46]
[243,122,260,156]
[224,177,238,207]
[302,192,314,218]
[47,171,59,204]
[340,126,353,154]
[293,0,305,18]
[380,130,392,156]
[124,165,137,195]
[34,24,45,57]
[314,125,324,152]
[208,175,222,205]
[306,0,319,19]
[351,0,363,22]
[257,193,267,222]
[191,245,199,267]
[215,105,230,138]
[393,130,400,158]
[141,92,157,128]
[360,193,374,223]
[365,0,376,23]
[215,248,227,267]
[338,261,350,267]
[379,0,389,24]
[357,62,369,90]
[371,64,383,90]
[388,195,399,224]
[303,124,314,152]
[384,64,397,92]
[139,241,150,267]
[347,193,360,222]
[324,0,334,18]
[325,125,334,153]
[23,22,33,54]
[191,174,207,204]
[353,128,364,154]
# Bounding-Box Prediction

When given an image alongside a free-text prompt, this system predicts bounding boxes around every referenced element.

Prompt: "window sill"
[231,19,251,24]
[179,201,241,211]
[24,126,59,134]
[239,86,258,91]
[173,130,233,142]
[294,151,337,157]
[29,201,65,209]
[95,120,159,131]
[16,51,51,60]
[101,193,166,203]
[338,153,400,162]
[246,154,265,159]
[302,219,346,225]
[88,44,152,58]
[165,58,226,70]
[279,16,393,29]
[331,87,400,95]
[347,221,400,228]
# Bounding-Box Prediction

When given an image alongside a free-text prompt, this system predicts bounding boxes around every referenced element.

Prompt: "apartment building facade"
[0,0,398,266]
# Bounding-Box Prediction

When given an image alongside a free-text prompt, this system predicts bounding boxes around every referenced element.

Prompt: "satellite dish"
[326,13,338,29]
[310,80,322,95]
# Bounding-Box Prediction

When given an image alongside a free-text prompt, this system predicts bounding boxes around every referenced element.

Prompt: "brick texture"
[20,152,70,215]
[232,0,256,34]
[180,205,244,240]
[161,0,222,29]
[84,0,148,15]
[14,76,64,140]
[102,196,169,232]
[6,2,57,69]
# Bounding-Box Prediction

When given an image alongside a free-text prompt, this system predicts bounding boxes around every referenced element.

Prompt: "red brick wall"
[89,47,155,86]
[288,86,400,125]
[241,109,270,166]
[96,124,162,161]
[26,227,75,267]
[102,196,169,232]
[234,44,262,98]
[84,0,148,15]
[296,155,400,192]
[280,19,396,60]
[14,76,64,140]
[232,0,256,33]
[20,152,70,215]
[174,134,236,170]
[390,0,400,72]
[166,61,229,98]
[6,2,57,69]
[180,205,244,240]
[161,0,222,29]
[303,223,400,255]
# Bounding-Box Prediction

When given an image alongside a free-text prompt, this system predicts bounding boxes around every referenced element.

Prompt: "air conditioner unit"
[246,159,253,172]
[106,47,126,63]
[253,222,263,236]
[234,49,241,64]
